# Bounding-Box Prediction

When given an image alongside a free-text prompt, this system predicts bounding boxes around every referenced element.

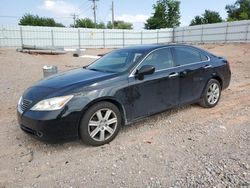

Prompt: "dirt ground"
[0,44,249,187]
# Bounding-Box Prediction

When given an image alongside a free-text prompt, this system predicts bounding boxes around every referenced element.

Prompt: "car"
[17,44,231,146]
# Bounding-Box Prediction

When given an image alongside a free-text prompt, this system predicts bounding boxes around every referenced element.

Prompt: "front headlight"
[31,95,74,111]
[18,96,23,106]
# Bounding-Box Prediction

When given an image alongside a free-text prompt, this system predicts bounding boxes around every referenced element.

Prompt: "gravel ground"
[0,44,249,187]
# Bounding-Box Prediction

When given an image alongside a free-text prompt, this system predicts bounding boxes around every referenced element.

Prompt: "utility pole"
[71,13,78,28]
[111,1,114,29]
[89,0,99,28]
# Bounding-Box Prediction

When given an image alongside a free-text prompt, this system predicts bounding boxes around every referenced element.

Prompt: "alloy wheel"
[207,83,220,105]
[88,108,118,142]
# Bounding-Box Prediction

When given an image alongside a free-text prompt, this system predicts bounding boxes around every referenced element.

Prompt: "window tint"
[174,47,204,66]
[87,49,145,73]
[138,48,174,71]
[200,52,208,61]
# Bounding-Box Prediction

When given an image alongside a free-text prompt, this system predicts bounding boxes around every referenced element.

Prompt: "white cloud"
[115,14,150,30]
[40,0,80,16]
[116,14,149,23]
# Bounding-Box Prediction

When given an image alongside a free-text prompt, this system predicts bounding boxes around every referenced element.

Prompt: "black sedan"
[17,44,231,146]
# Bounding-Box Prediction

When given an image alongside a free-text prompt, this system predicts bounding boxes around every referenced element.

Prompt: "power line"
[79,4,92,16]
[0,15,20,18]
[78,0,91,10]
[0,15,73,19]
[102,7,111,23]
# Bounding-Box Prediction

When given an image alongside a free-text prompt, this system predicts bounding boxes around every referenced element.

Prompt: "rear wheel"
[79,102,121,146]
[199,79,221,108]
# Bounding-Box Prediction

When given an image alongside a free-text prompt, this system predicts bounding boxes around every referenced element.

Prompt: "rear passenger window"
[200,52,208,61]
[174,47,204,66]
[139,48,174,71]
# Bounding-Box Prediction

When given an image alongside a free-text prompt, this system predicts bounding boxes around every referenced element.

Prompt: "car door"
[172,47,211,105]
[126,47,180,120]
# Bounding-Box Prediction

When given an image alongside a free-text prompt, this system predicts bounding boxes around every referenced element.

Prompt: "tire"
[79,102,122,146]
[199,79,221,108]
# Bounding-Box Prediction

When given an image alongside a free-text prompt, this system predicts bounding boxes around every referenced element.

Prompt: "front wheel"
[199,79,221,108]
[79,102,122,146]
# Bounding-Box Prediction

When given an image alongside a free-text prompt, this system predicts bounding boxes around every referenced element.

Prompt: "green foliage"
[190,10,223,26]
[145,0,181,29]
[107,21,133,29]
[190,16,204,26]
[106,22,113,29]
[19,14,64,27]
[75,18,126,29]
[96,22,106,29]
[226,0,250,21]
[74,18,95,28]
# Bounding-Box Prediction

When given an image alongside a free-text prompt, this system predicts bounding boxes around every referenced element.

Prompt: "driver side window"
[138,48,174,71]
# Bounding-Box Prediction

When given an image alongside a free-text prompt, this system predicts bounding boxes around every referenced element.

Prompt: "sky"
[0,0,236,30]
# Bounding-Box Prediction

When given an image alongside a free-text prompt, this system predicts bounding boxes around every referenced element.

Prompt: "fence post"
[103,29,105,48]
[182,27,185,43]
[78,29,81,49]
[172,28,175,43]
[225,23,229,43]
[20,26,23,47]
[245,22,250,42]
[122,30,125,47]
[157,30,159,44]
[141,31,143,44]
[201,25,204,44]
[51,29,54,47]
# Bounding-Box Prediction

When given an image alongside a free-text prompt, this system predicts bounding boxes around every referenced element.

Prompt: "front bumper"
[17,109,81,142]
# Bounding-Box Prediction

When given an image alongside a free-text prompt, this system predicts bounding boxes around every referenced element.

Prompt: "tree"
[145,0,180,29]
[107,21,133,29]
[96,22,106,29]
[226,0,250,21]
[190,10,223,26]
[74,18,107,29]
[19,14,64,27]
[74,18,95,28]
[190,16,204,26]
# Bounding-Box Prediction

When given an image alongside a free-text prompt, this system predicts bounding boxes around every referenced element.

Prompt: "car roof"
[122,44,200,52]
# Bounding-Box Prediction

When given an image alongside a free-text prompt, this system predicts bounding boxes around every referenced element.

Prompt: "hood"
[33,68,114,89]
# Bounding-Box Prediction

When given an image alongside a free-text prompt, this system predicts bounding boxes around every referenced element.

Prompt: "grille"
[20,99,32,112]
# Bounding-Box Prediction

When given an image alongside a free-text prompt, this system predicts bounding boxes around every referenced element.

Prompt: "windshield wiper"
[88,68,117,73]
[88,68,102,72]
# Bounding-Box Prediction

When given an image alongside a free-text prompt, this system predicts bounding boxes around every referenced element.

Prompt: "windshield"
[87,49,146,73]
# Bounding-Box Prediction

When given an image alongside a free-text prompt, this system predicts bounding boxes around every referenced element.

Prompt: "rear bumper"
[17,109,81,142]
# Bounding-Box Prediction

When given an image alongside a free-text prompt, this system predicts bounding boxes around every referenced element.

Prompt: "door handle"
[168,72,179,78]
[204,65,212,69]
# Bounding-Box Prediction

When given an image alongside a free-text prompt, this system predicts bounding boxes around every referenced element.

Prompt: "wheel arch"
[78,97,127,128]
[200,74,223,99]
[212,75,223,89]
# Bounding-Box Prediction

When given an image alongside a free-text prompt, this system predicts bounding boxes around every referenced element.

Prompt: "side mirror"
[135,65,155,80]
